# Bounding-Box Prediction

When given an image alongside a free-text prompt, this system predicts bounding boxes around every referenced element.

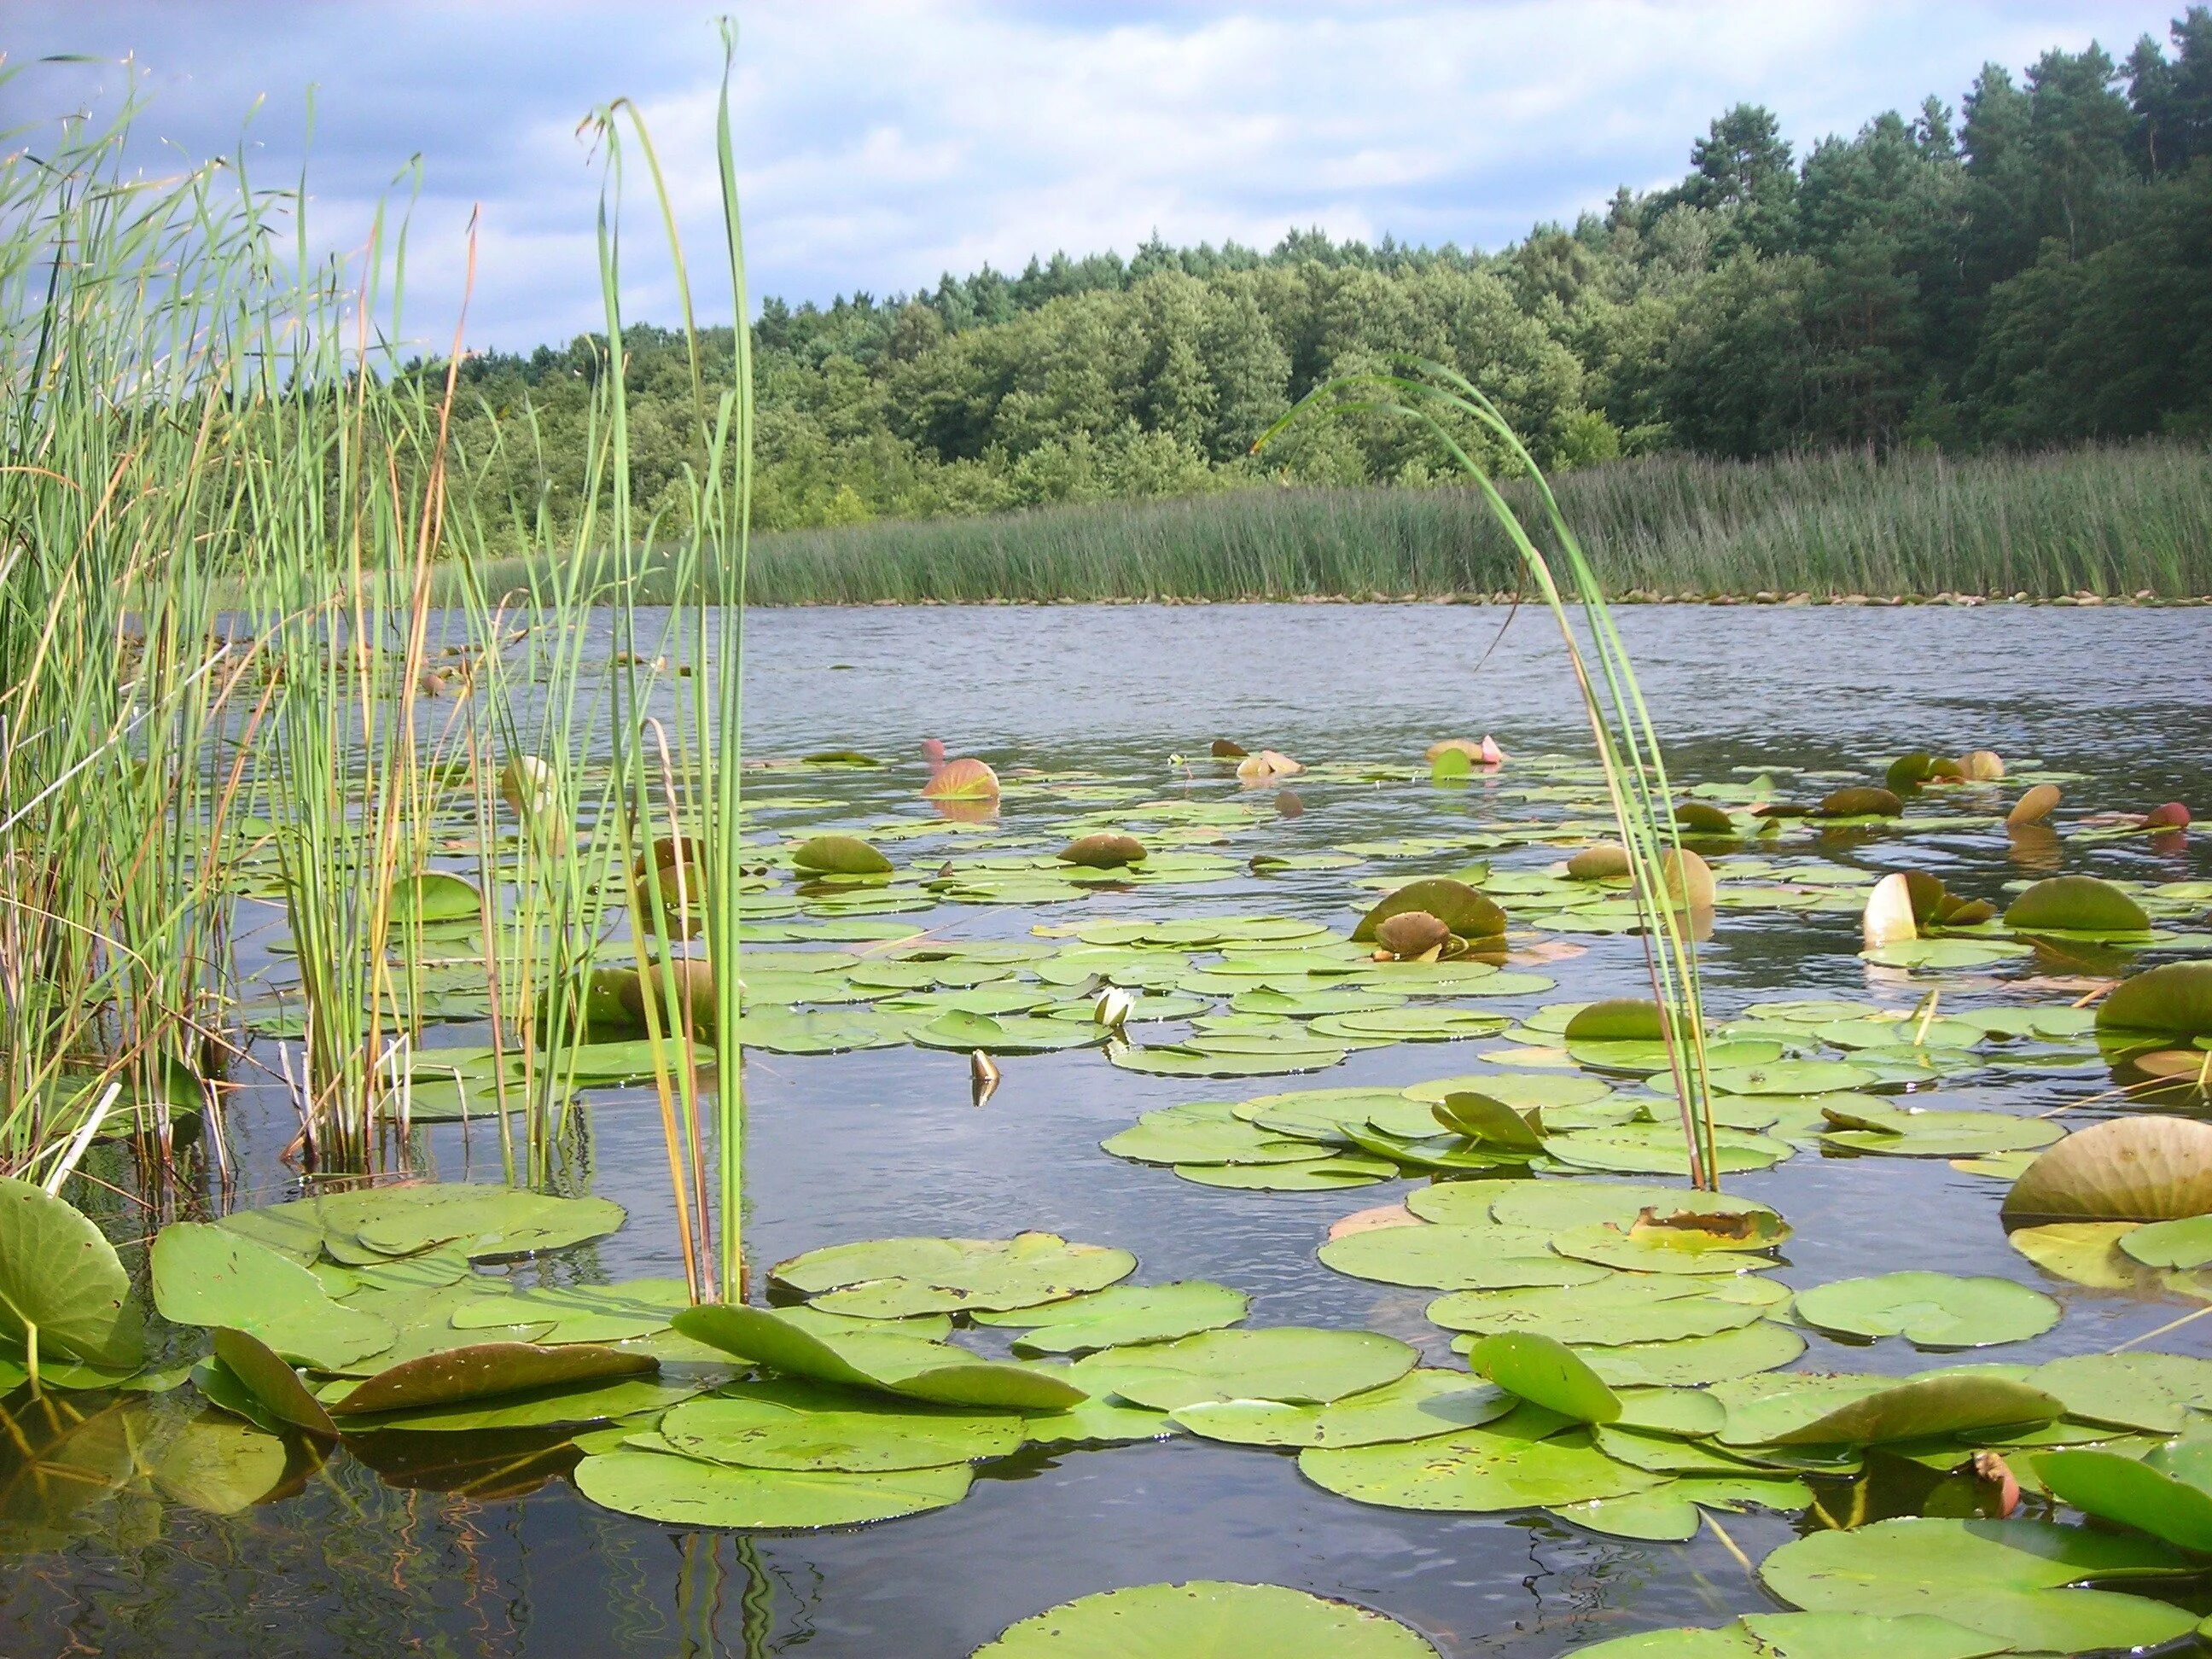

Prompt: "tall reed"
[1260,362,1720,1186]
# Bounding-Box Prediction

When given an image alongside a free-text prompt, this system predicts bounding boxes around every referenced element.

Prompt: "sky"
[3,2,2190,352]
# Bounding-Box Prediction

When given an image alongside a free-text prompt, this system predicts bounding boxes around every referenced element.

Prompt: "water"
[8,603,2209,1658]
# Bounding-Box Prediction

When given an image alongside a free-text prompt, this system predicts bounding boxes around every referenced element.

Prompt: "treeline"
[439,10,2212,541]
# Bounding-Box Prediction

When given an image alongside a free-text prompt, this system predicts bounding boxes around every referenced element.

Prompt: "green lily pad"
[2039,1435,2212,1553]
[2000,1117,2212,1223]
[1705,1060,1877,1096]
[970,1282,1249,1354]
[1301,1407,1658,1513]
[971,1580,1441,1657]
[1173,1157,1396,1190]
[672,1304,1085,1411]
[210,1328,337,1437]
[771,1232,1136,1318]
[2118,1214,2212,1270]
[2027,1352,2212,1432]
[307,1182,626,1260]
[659,1378,1022,1471]
[1069,1328,1415,1411]
[1429,1278,1769,1347]
[0,1178,144,1371]
[791,834,894,876]
[574,1446,972,1528]
[2098,962,2212,1039]
[2007,1221,2146,1288]
[1757,1516,2196,1652]
[152,1222,395,1370]
[1567,1320,1807,1388]
[1558,1612,2017,1657]
[1479,1182,1779,1231]
[1821,1103,2062,1160]
[1353,878,1505,943]
[1103,1106,1332,1167]
[1318,1224,1607,1291]
[451,1278,691,1343]
[1793,1274,2061,1350]
[1547,1473,1810,1543]
[1767,1374,2063,1447]
[329,1342,656,1416]
[1404,1073,1614,1110]
[2005,875,2151,935]
[1463,1332,1621,1423]
[1169,1369,1511,1448]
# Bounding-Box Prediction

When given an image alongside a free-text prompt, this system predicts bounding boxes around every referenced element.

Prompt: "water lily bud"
[1093,987,1134,1031]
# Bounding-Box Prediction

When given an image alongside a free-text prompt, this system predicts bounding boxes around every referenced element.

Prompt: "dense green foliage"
[441,12,2212,543]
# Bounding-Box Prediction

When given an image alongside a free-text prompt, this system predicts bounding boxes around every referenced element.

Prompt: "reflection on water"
[5,604,2210,1657]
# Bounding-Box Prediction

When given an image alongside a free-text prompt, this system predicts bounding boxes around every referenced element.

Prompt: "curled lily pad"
[2098,962,2212,1040]
[211,1328,337,1437]
[1069,1328,1415,1411]
[1463,1332,1620,1423]
[1793,1274,2061,1350]
[970,1282,1249,1354]
[0,1178,144,1372]
[1353,878,1505,944]
[1057,831,1146,869]
[2039,1435,2212,1553]
[1813,786,1903,818]
[329,1342,656,1417]
[673,1304,1085,1411]
[971,1581,1441,1658]
[2004,876,2151,936]
[575,1447,972,1528]
[1429,1091,1545,1150]
[1767,1374,2062,1447]
[1757,1516,2196,1652]
[2000,1116,2212,1223]
[770,1233,1136,1317]
[1170,1369,1511,1448]
[791,834,893,876]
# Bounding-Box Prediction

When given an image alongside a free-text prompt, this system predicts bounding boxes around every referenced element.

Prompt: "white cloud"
[4,0,2185,347]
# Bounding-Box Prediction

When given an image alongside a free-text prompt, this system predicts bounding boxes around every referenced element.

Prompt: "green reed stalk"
[1260,360,1719,1186]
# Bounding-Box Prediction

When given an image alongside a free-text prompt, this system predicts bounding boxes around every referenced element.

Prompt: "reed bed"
[468,440,2212,607]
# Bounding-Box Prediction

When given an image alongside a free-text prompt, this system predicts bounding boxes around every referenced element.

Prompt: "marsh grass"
[479,440,2212,607]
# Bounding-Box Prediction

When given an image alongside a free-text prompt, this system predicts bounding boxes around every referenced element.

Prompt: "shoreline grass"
[439,439,2212,607]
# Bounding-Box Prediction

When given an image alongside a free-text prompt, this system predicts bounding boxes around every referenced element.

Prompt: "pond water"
[8,603,2211,1658]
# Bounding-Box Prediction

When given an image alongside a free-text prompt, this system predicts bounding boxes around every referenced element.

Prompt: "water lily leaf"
[1430,1092,1545,1150]
[2001,1116,2212,1223]
[1793,1274,2060,1350]
[2039,1438,2212,1553]
[311,1183,626,1260]
[340,1374,704,1433]
[1174,1157,1395,1190]
[1019,1393,1178,1447]
[2098,962,2212,1040]
[211,1327,337,1437]
[1301,1407,1657,1512]
[771,1232,1136,1317]
[1111,1041,1349,1078]
[659,1378,1022,1471]
[2005,876,2151,936]
[1318,1224,1607,1291]
[1429,1278,1769,1347]
[0,1177,144,1371]
[1353,878,1505,943]
[1757,1516,2196,1652]
[1821,1103,2062,1160]
[1768,1374,2062,1446]
[2007,1221,2145,1288]
[672,1304,1086,1411]
[1547,1472,1808,1542]
[1069,1328,1415,1411]
[791,834,893,876]
[1569,1320,1807,1388]
[1481,1182,1778,1231]
[152,1222,395,1369]
[970,1282,1249,1354]
[1103,1105,1331,1167]
[1170,1369,1511,1448]
[2119,1214,2212,1269]
[1560,1613,2017,1657]
[1706,1060,1877,1096]
[1405,1072,1614,1110]
[1546,1124,1790,1177]
[1463,1332,1621,1423]
[2027,1352,2212,1433]
[450,1278,691,1342]
[971,1580,1441,1657]
[148,1412,290,1514]
[329,1342,655,1416]
[1551,1220,1779,1277]
[575,1446,972,1528]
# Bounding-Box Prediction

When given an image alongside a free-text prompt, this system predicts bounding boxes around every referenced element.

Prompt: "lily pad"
[1767,1374,2063,1447]
[1463,1332,1621,1423]
[1301,1408,1658,1513]
[791,834,893,876]
[2118,1214,2212,1270]
[1560,1613,2024,1657]
[2039,1434,2212,1553]
[971,1282,1249,1354]
[659,1378,1022,1471]
[971,1581,1441,1657]
[210,1328,338,1437]
[1318,1224,1608,1291]
[2027,1352,2212,1433]
[1429,1278,1769,1347]
[771,1233,1137,1318]
[1793,1274,2060,1350]
[0,1178,144,1371]
[329,1342,656,1416]
[1103,1107,1330,1168]
[1069,1328,1415,1411]
[2098,962,2212,1040]
[1757,1516,2196,1652]
[672,1304,1086,1411]
[1353,878,1505,944]
[1569,1320,1807,1388]
[2000,1116,2212,1223]
[2005,876,2151,936]
[152,1222,395,1370]
[1169,1369,1511,1448]
[574,1446,972,1528]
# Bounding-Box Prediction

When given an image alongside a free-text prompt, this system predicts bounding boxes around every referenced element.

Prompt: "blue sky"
[5,3,2189,352]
